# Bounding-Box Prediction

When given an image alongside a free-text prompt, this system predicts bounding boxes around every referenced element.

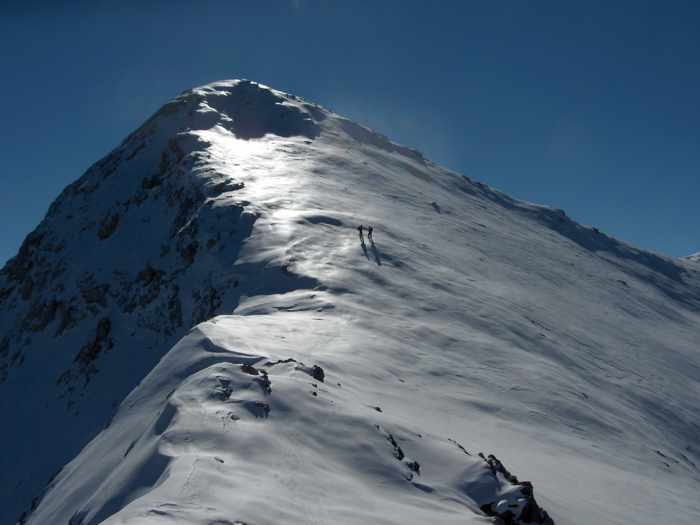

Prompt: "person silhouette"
[358,224,364,242]
[367,226,374,242]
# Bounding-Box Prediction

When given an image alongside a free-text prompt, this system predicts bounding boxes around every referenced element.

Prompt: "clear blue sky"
[2,1,699,265]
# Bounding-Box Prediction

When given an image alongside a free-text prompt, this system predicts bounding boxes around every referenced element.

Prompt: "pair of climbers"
[357,224,374,243]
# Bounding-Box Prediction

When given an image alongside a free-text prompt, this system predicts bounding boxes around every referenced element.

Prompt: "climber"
[358,224,364,242]
[367,225,374,242]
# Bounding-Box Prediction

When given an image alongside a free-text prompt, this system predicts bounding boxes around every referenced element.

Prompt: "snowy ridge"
[2,80,700,525]
[28,316,550,525]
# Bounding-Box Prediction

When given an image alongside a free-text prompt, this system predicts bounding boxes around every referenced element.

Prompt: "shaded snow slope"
[2,80,700,525]
[1,81,322,525]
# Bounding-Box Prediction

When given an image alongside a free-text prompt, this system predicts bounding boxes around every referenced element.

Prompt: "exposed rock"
[167,285,183,328]
[55,305,77,337]
[0,286,13,305]
[478,453,554,524]
[256,371,271,395]
[20,278,34,301]
[141,174,162,190]
[293,362,326,382]
[80,283,109,307]
[96,318,111,340]
[214,377,233,401]
[240,363,258,375]
[210,180,244,195]
[181,241,198,265]
[191,285,222,325]
[265,358,298,367]
[137,265,163,285]
[97,214,119,240]
[387,433,405,460]
[24,299,60,332]
[310,364,325,382]
[406,460,420,474]
[66,317,113,385]
[448,438,471,456]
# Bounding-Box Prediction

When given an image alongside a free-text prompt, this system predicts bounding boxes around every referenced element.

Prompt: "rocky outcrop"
[478,453,554,525]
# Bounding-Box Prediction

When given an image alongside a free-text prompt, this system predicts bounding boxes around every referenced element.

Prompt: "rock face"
[2,80,700,525]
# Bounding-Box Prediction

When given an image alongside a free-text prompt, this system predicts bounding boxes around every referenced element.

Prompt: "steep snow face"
[2,80,700,525]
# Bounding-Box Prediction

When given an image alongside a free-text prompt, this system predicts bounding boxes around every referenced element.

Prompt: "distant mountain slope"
[2,80,699,525]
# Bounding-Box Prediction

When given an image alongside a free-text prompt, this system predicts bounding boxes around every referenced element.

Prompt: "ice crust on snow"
[1,79,699,525]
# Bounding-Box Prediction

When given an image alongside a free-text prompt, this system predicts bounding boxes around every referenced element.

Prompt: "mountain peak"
[2,80,700,525]
[168,78,324,140]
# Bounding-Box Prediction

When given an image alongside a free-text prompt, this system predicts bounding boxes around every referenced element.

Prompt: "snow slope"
[2,80,699,525]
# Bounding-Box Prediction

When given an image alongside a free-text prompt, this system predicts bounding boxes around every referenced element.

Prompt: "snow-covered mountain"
[2,80,699,525]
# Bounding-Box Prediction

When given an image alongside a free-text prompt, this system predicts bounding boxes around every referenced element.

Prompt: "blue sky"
[1,1,699,264]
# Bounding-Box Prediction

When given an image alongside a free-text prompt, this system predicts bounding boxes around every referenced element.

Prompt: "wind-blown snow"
[1,80,699,525]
